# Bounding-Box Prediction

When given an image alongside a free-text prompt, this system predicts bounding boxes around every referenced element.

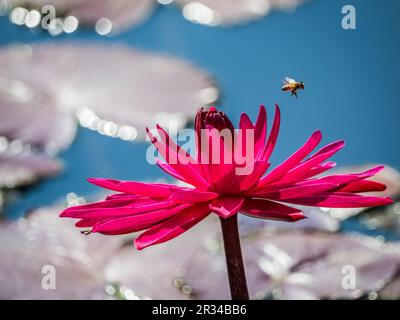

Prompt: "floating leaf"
[105,215,220,299]
[7,0,155,34]
[0,44,218,141]
[255,233,399,299]
[358,199,400,240]
[181,231,400,299]
[0,205,124,299]
[0,77,77,155]
[379,269,400,299]
[0,201,206,299]
[1,202,399,300]
[0,149,61,188]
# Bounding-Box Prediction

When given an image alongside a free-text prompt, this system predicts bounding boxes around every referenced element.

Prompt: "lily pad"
[379,269,400,299]
[7,0,155,33]
[357,199,400,241]
[104,215,221,299]
[1,202,398,300]
[0,201,209,299]
[0,76,77,155]
[0,149,61,188]
[0,43,219,141]
[0,205,125,299]
[181,231,400,299]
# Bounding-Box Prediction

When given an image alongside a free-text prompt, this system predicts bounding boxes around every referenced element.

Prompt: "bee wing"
[284,77,296,84]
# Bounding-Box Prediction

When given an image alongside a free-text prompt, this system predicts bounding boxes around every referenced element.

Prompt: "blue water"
[1,0,399,218]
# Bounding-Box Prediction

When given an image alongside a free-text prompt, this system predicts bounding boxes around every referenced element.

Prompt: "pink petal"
[156,160,189,183]
[92,204,191,235]
[209,197,244,218]
[308,140,345,159]
[200,127,236,189]
[251,182,338,200]
[61,200,175,220]
[249,165,385,198]
[206,164,242,195]
[239,112,254,130]
[134,204,211,250]
[278,141,345,184]
[241,198,305,222]
[147,128,209,189]
[258,130,322,186]
[169,190,218,203]
[74,193,151,205]
[338,180,387,193]
[293,165,384,190]
[75,219,98,228]
[61,198,141,213]
[87,178,177,197]
[207,125,234,165]
[324,165,383,184]
[276,161,337,183]
[239,160,271,191]
[283,193,393,208]
[105,193,146,200]
[254,105,267,157]
[298,161,337,179]
[156,124,199,172]
[261,104,281,162]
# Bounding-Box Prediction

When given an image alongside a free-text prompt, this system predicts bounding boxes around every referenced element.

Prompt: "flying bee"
[281,77,305,98]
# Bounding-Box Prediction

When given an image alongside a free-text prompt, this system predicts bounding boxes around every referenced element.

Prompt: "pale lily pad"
[0,202,207,299]
[182,231,400,299]
[173,0,307,27]
[379,270,400,299]
[0,149,61,188]
[1,202,398,300]
[0,76,77,155]
[104,215,221,299]
[0,43,218,141]
[0,205,125,299]
[7,0,155,33]
[357,199,400,240]
[255,233,399,299]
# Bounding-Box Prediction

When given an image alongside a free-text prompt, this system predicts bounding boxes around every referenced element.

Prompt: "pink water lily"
[60,105,392,250]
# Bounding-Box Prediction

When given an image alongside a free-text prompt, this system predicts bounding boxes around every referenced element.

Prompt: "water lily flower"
[61,104,392,300]
[61,105,392,250]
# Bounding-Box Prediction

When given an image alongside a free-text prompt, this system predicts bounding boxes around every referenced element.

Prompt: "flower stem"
[219,215,249,300]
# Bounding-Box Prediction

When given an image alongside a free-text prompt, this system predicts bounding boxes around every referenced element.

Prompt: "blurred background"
[0,0,399,300]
